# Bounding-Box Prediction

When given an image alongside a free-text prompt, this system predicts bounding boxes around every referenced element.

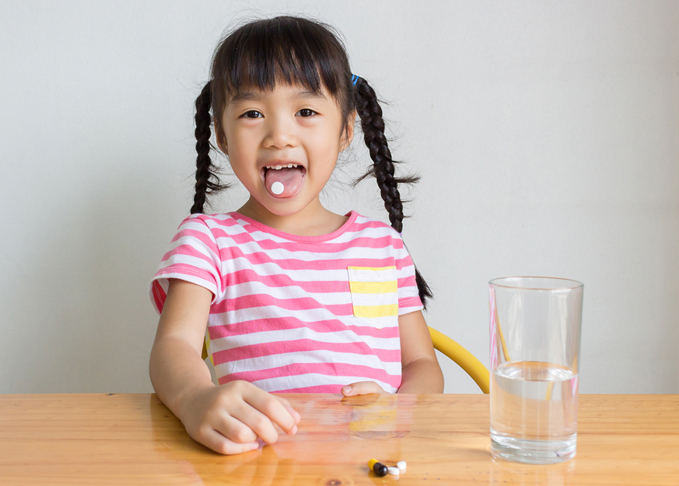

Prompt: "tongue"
[265,167,304,197]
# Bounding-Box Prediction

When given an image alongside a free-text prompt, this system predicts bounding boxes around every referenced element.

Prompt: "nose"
[262,114,296,149]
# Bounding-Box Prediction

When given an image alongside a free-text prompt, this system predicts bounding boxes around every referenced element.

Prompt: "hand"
[178,380,301,455]
[341,381,388,396]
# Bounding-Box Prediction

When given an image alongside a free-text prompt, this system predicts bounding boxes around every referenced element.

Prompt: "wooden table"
[1,393,678,485]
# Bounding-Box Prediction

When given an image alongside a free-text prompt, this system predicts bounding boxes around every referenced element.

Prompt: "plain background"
[1,0,677,394]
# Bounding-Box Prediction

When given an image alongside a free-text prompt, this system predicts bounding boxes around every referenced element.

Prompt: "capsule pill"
[396,460,407,472]
[368,458,388,477]
[387,466,400,476]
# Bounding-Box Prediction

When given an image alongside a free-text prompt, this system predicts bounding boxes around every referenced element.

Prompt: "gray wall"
[1,0,677,394]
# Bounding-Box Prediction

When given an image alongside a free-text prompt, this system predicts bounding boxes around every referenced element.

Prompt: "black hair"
[190,15,432,307]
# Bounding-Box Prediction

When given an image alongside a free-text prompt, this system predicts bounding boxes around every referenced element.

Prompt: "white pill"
[387,467,400,476]
[271,182,284,195]
[396,461,407,471]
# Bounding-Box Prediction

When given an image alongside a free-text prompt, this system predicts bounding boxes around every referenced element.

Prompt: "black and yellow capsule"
[368,458,388,477]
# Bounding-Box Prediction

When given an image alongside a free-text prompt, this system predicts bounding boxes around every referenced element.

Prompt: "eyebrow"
[230,89,327,103]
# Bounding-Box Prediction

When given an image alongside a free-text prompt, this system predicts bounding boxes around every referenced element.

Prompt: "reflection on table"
[1,393,678,485]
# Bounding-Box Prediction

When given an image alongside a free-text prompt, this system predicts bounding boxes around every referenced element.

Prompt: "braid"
[191,81,229,214]
[353,77,433,307]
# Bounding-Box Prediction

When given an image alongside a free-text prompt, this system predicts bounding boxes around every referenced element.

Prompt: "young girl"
[149,15,444,455]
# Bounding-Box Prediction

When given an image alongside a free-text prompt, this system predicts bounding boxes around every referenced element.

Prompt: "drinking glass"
[489,276,584,464]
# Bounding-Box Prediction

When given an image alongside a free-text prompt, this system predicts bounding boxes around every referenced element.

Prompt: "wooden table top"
[1,393,678,485]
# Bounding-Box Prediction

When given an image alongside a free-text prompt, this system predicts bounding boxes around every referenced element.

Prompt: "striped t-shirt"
[149,211,423,393]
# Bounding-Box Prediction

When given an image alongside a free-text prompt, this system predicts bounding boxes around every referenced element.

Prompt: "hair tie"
[351,74,359,86]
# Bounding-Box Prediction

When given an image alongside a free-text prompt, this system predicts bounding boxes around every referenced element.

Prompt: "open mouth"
[262,163,306,198]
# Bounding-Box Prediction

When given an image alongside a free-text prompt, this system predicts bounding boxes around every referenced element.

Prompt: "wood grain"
[0,393,677,485]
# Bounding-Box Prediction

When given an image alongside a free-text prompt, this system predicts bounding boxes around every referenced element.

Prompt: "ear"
[339,110,357,152]
[215,120,228,155]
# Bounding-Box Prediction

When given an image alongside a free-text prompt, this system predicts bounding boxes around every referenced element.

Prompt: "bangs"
[213,17,345,102]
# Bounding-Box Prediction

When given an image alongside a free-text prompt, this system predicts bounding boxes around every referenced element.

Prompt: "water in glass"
[490,361,578,464]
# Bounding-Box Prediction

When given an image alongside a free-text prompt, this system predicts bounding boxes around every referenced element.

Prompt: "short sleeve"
[149,215,222,314]
[395,237,424,316]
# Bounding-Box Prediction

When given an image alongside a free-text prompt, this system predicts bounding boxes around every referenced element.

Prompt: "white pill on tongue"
[265,165,304,197]
[271,181,284,195]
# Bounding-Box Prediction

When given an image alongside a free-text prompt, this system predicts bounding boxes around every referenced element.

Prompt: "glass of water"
[489,276,584,464]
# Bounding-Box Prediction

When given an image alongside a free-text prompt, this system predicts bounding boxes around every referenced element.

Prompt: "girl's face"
[217,82,354,218]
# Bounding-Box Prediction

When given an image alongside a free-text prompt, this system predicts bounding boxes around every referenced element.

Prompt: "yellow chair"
[202,327,490,394]
[202,336,212,364]
[429,327,490,394]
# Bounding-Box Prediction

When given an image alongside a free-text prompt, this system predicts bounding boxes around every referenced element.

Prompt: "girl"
[149,15,444,455]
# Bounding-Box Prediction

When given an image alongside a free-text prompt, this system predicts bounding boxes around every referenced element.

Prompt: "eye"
[241,110,262,118]
[298,109,317,117]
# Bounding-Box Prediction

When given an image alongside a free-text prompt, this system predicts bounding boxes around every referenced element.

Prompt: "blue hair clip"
[351,74,359,86]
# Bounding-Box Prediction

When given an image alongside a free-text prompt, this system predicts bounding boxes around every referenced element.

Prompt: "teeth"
[265,163,300,170]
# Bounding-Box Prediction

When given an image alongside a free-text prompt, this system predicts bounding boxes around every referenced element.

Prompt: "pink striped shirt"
[149,211,423,393]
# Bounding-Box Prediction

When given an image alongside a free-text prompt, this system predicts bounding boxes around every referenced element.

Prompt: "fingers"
[243,387,300,436]
[341,381,387,396]
[230,401,282,444]
[276,396,301,426]
[200,426,259,455]
[212,414,259,443]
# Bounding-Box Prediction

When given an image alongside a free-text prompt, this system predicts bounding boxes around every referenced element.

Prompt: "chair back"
[429,327,490,394]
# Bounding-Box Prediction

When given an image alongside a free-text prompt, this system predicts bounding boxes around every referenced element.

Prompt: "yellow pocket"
[347,266,398,329]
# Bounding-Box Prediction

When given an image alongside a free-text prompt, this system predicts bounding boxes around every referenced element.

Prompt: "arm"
[149,279,300,454]
[149,279,214,415]
[396,310,444,393]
